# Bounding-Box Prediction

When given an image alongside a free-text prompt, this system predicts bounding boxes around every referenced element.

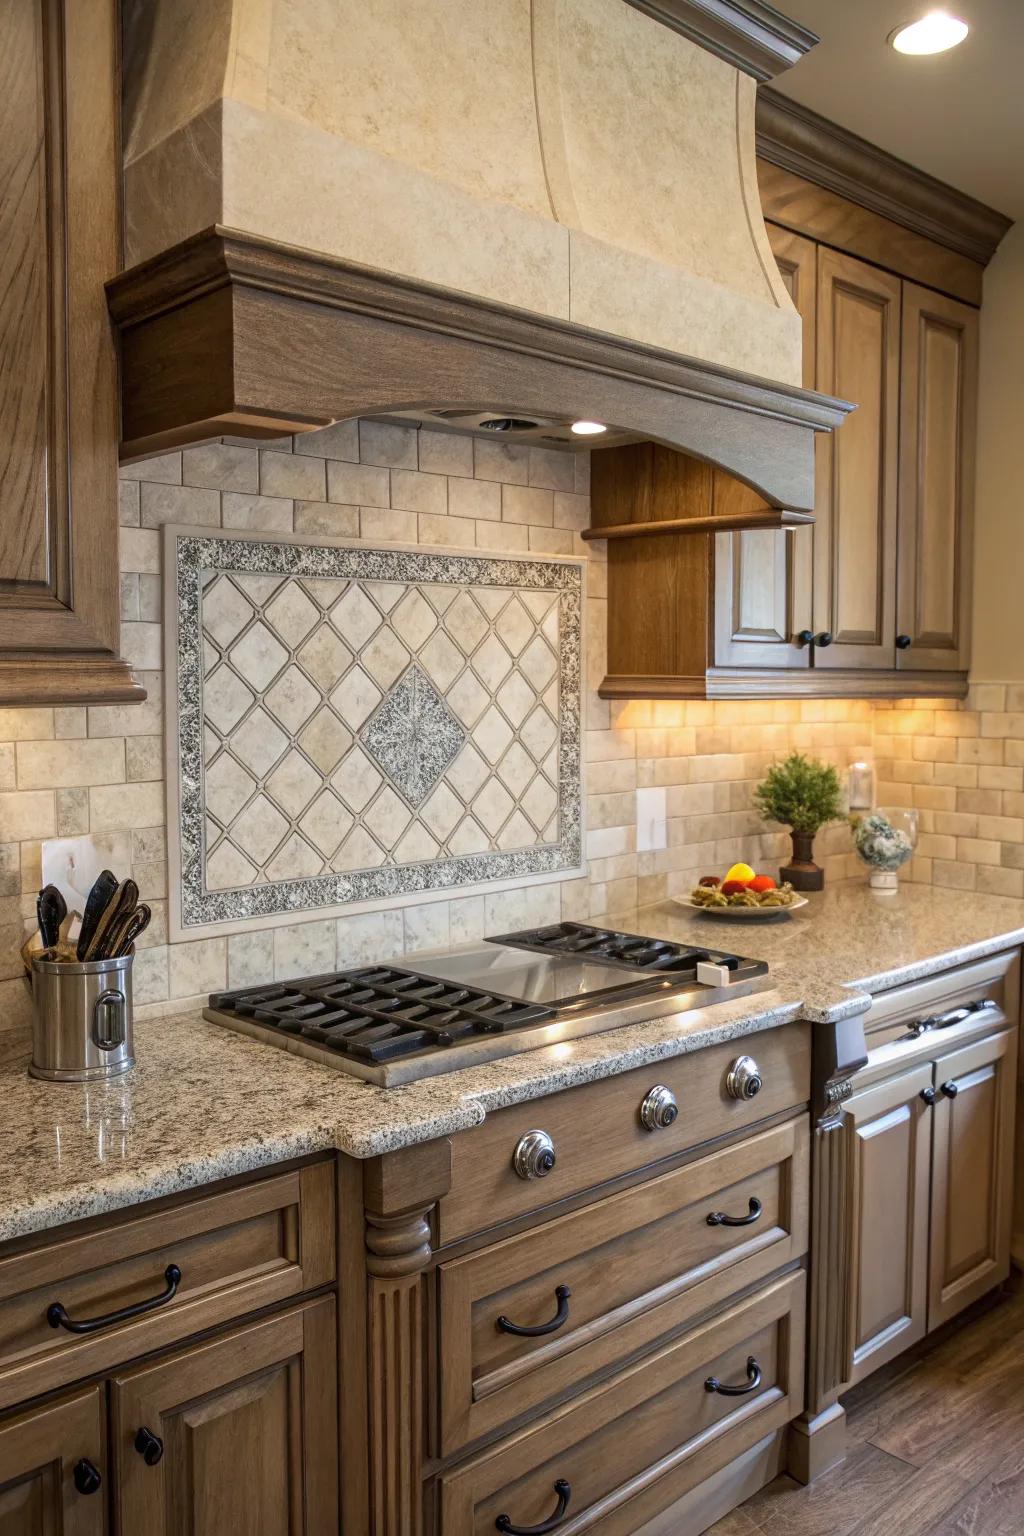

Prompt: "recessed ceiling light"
[889,11,969,54]
[570,420,608,436]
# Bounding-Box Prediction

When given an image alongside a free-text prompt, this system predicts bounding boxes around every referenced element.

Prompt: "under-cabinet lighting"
[570,420,608,436]
[889,11,968,53]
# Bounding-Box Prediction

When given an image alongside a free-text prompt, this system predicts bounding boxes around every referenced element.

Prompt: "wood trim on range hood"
[106,226,852,514]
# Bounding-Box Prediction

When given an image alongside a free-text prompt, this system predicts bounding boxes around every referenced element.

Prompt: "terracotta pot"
[780,830,824,892]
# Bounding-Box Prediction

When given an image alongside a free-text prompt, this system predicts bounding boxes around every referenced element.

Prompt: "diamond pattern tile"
[191,555,577,908]
[360,665,466,808]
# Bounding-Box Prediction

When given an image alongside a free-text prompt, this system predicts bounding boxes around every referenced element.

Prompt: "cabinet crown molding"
[624,0,818,81]
[756,89,1013,266]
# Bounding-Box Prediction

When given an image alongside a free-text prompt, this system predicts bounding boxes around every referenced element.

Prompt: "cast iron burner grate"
[207,966,556,1064]
[487,921,764,980]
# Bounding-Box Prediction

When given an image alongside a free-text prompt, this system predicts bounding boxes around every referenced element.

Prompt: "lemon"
[724,861,756,885]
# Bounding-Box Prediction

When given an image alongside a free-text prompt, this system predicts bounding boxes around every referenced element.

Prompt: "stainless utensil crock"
[30,953,135,1082]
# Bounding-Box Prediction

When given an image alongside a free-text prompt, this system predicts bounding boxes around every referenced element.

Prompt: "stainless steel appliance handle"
[92,988,127,1051]
[910,998,998,1036]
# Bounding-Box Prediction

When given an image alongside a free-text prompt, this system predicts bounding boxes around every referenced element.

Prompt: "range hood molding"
[107,226,851,512]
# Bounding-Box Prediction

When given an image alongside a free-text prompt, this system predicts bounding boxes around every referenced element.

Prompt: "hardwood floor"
[709,1278,1024,1535]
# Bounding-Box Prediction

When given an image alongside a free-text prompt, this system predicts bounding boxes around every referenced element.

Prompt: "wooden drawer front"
[440,1023,810,1243]
[439,1270,805,1536]
[0,1161,334,1412]
[438,1117,809,1453]
[862,950,1019,1054]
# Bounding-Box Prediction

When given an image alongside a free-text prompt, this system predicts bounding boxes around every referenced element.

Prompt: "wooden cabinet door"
[0,1385,106,1535]
[0,0,141,706]
[813,248,901,670]
[845,1065,932,1387]
[713,224,816,674]
[897,284,979,672]
[111,1299,337,1536]
[929,1030,1017,1329]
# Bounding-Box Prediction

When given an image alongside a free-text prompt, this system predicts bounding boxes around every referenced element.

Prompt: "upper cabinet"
[0,0,143,707]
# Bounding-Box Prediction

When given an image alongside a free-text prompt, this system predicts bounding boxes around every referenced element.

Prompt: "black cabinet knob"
[815,632,834,648]
[794,630,814,647]
[73,1459,102,1495]
[896,634,913,650]
[134,1427,164,1466]
[920,1086,938,1105]
[941,1081,959,1099]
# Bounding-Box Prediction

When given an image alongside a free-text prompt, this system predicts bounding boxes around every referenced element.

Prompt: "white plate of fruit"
[676,863,808,919]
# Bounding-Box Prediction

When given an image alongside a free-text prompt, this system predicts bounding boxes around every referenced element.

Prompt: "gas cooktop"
[204,922,770,1085]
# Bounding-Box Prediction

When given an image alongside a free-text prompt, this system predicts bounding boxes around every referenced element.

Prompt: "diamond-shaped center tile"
[360,664,466,808]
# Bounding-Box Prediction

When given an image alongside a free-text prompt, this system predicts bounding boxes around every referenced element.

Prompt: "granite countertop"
[4,879,1024,1245]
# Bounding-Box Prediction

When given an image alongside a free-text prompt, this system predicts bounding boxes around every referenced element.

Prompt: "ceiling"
[771,0,1023,219]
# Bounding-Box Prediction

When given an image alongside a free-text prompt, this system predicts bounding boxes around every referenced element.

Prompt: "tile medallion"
[166,529,584,932]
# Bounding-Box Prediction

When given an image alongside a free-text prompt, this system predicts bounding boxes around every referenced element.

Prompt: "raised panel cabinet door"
[845,1065,933,1387]
[111,1299,337,1536]
[896,284,979,672]
[0,1385,106,1535]
[929,1029,1017,1330]
[0,0,141,706]
[712,224,817,672]
[813,248,901,669]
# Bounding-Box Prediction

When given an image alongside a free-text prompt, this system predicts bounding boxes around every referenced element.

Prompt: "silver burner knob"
[726,1055,763,1101]
[512,1129,556,1180]
[639,1084,679,1132]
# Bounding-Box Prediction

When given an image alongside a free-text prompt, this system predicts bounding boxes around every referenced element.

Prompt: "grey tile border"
[166,527,584,934]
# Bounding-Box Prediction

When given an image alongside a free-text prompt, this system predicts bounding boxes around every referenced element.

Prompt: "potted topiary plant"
[753,752,843,891]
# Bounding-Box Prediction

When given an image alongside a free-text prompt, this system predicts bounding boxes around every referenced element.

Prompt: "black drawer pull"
[705,1356,763,1396]
[73,1459,102,1495]
[47,1264,182,1334]
[920,1086,938,1105]
[941,1081,959,1099]
[134,1427,164,1466]
[707,1197,762,1228]
[497,1285,571,1338]
[496,1480,571,1534]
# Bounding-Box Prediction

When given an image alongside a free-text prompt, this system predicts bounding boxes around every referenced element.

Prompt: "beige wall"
[972,220,1024,681]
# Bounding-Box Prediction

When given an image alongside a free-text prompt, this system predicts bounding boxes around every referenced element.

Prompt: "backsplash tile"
[169,530,584,934]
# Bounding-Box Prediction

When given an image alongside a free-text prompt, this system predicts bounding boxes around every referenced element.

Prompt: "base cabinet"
[0,1386,106,1536]
[112,1299,337,1536]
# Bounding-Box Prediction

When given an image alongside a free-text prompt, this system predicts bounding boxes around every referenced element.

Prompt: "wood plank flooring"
[709,1279,1024,1535]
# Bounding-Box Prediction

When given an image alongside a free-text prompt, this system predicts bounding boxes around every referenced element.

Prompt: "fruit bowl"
[674,863,809,920]
[675,891,809,921]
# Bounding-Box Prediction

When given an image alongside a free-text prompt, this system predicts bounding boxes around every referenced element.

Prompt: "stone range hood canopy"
[111,0,852,512]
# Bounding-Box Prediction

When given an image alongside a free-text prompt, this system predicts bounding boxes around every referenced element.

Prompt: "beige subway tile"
[119,481,141,526]
[448,475,500,521]
[133,946,170,1004]
[337,909,405,967]
[474,438,529,484]
[121,622,162,671]
[933,762,978,788]
[359,421,417,469]
[476,520,528,552]
[977,814,1024,842]
[913,785,956,812]
[1004,684,1024,712]
[294,501,360,538]
[956,837,1002,865]
[967,684,1006,712]
[933,859,977,890]
[273,919,336,981]
[390,468,447,516]
[404,901,450,954]
[979,765,1023,791]
[918,832,957,860]
[56,787,89,837]
[222,493,294,532]
[956,788,1002,815]
[120,527,161,575]
[260,451,324,500]
[17,738,124,790]
[528,527,573,555]
[182,443,259,492]
[141,483,220,528]
[417,429,473,478]
[1006,740,1024,766]
[52,708,86,741]
[528,447,575,492]
[418,513,475,548]
[0,792,55,840]
[120,574,140,622]
[977,864,1024,898]
[981,712,1024,738]
[126,737,163,782]
[227,930,274,989]
[139,575,161,623]
[88,674,162,738]
[120,452,181,484]
[296,420,359,461]
[586,758,637,794]
[0,746,13,792]
[359,507,417,543]
[20,841,42,893]
[90,781,164,831]
[0,709,53,741]
[552,492,590,531]
[132,827,166,865]
[326,461,389,507]
[957,738,1004,765]
[502,484,554,526]
[168,938,226,997]
[934,712,978,737]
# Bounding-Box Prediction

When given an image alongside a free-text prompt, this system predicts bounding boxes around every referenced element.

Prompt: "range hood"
[109,0,851,512]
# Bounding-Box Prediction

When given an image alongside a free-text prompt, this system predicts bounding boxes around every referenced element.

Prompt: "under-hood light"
[570,420,608,436]
[889,11,968,54]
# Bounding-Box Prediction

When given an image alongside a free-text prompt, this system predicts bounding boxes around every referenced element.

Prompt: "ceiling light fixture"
[570,420,608,436]
[889,11,969,54]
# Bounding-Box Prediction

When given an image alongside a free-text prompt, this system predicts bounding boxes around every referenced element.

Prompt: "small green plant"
[753,752,843,836]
